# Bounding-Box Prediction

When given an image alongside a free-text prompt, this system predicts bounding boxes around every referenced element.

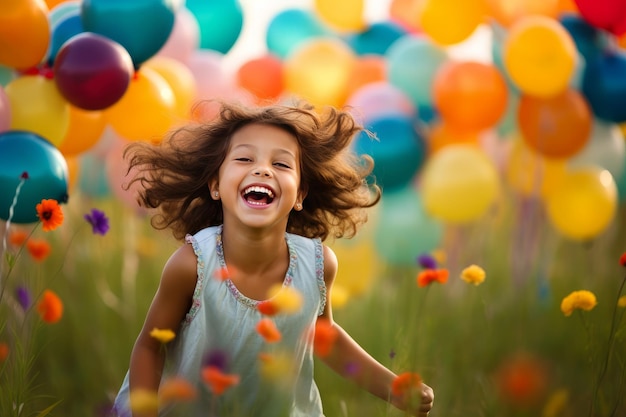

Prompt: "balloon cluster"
[0,0,625,258]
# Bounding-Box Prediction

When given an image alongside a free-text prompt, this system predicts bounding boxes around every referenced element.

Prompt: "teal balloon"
[186,0,243,54]
[0,65,16,87]
[353,114,426,191]
[78,153,111,199]
[81,0,177,68]
[0,131,69,224]
[616,154,626,203]
[386,35,448,108]
[347,21,407,56]
[266,9,333,59]
[374,187,443,267]
[46,13,85,66]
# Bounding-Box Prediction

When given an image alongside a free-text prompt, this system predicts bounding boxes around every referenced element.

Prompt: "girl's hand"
[391,382,434,416]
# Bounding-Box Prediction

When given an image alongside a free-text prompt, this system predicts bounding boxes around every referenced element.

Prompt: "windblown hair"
[123,100,381,241]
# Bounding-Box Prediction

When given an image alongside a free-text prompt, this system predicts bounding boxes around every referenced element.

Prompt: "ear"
[295,186,308,210]
[209,180,220,200]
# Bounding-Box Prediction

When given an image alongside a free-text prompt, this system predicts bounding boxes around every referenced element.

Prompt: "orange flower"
[36,199,64,232]
[417,269,449,287]
[201,365,240,396]
[0,342,9,362]
[313,319,338,357]
[159,377,197,403]
[257,300,280,316]
[256,318,282,343]
[391,372,422,398]
[8,229,28,247]
[213,267,230,281]
[26,238,51,262]
[495,352,548,407]
[37,289,63,323]
[620,252,626,267]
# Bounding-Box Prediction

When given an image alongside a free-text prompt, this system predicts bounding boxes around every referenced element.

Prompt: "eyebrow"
[231,144,297,160]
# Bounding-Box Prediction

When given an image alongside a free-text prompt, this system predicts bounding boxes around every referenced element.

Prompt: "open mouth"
[242,185,275,206]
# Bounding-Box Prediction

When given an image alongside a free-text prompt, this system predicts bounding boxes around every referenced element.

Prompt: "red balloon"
[574,0,626,35]
[53,33,134,110]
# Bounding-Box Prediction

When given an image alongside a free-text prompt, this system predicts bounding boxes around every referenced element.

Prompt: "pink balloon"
[157,7,200,65]
[345,81,416,123]
[0,86,10,132]
[104,138,148,214]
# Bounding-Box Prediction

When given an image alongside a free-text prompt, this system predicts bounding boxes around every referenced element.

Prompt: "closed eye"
[274,162,291,169]
[235,157,252,162]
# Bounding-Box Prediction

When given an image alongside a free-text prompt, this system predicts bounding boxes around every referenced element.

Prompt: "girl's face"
[211,123,305,231]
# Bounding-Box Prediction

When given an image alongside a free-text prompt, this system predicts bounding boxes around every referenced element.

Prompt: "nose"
[253,167,272,178]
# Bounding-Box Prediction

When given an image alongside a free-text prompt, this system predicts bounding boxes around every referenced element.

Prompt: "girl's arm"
[317,245,434,416]
[128,243,198,417]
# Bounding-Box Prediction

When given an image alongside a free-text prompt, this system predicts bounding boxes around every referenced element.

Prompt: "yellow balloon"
[58,106,106,156]
[143,56,197,122]
[105,67,176,142]
[504,16,576,98]
[0,0,50,69]
[284,38,356,108]
[6,75,69,146]
[545,168,617,241]
[420,144,500,223]
[314,0,366,32]
[505,137,566,198]
[419,0,487,45]
[330,240,379,300]
[486,0,559,27]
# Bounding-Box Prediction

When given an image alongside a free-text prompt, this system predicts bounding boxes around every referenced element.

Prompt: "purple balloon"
[53,32,134,110]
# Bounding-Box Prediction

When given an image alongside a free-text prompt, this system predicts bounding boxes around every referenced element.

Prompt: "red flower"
[26,238,51,262]
[391,372,422,398]
[8,229,28,247]
[417,269,449,287]
[0,342,9,362]
[36,199,64,232]
[256,318,282,343]
[201,366,240,396]
[37,290,63,323]
[257,300,279,316]
[619,252,626,267]
[313,319,338,357]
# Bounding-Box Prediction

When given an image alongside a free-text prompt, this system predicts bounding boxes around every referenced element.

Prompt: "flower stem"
[0,177,27,301]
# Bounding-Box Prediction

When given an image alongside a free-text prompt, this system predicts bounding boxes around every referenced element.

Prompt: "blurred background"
[1,0,626,416]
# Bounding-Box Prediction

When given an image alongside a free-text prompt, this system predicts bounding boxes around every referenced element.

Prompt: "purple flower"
[15,286,31,310]
[417,253,437,269]
[203,349,230,371]
[84,209,110,236]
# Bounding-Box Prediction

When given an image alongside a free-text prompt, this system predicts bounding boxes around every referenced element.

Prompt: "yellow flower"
[542,388,569,417]
[460,264,486,285]
[267,284,303,315]
[560,290,597,316]
[618,295,626,308]
[129,388,159,413]
[150,328,176,343]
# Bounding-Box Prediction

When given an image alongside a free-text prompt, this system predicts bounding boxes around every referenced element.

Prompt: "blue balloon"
[353,114,426,191]
[81,0,177,68]
[347,21,407,56]
[582,51,626,123]
[266,9,333,59]
[46,13,85,66]
[560,13,608,62]
[186,0,243,54]
[0,131,69,224]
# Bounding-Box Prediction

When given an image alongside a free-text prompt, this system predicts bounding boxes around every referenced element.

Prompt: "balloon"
[53,32,134,111]
[314,0,365,32]
[104,66,176,142]
[344,55,387,100]
[105,139,148,214]
[615,153,626,202]
[504,16,577,97]
[573,0,626,36]
[544,167,617,240]
[144,56,197,120]
[330,239,380,302]
[77,152,110,199]
[560,13,608,62]
[390,0,421,32]
[6,75,70,146]
[284,38,356,108]
[0,86,10,132]
[420,144,500,223]
[419,0,487,45]
[81,0,176,67]
[236,54,284,104]
[386,35,449,108]
[0,130,69,224]
[46,11,84,66]
[582,50,626,123]
[57,105,106,156]
[428,121,480,154]
[569,119,625,181]
[374,186,443,267]
[347,21,407,55]
[496,89,520,137]
[486,0,559,27]
[48,1,81,28]
[518,88,592,158]
[186,0,243,54]
[266,9,334,59]
[156,7,200,65]
[433,61,508,132]
[0,0,50,69]
[345,81,416,124]
[0,65,17,87]
[353,114,426,190]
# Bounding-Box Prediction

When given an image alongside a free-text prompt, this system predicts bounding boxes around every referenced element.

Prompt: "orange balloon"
[390,0,421,32]
[419,0,487,45]
[557,0,579,14]
[517,89,592,158]
[0,0,50,69]
[486,0,559,27]
[428,121,480,154]
[64,154,80,194]
[236,54,284,104]
[58,106,107,157]
[433,61,508,132]
[344,55,386,101]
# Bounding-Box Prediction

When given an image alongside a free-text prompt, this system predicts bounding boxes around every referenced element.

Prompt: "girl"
[112,101,434,417]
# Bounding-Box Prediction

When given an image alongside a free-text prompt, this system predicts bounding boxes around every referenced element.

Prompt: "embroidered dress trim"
[314,238,326,316]
[183,233,205,325]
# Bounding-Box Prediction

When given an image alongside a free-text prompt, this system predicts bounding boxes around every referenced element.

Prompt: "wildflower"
[266,284,303,315]
[258,351,295,385]
[213,267,230,281]
[15,286,31,310]
[26,238,51,262]
[417,269,449,288]
[495,351,548,407]
[159,377,197,404]
[129,389,159,414]
[391,372,422,398]
[0,342,9,362]
[619,252,626,267]
[460,264,486,286]
[256,318,282,343]
[257,300,280,316]
[618,295,626,308]
[313,319,338,357]
[201,365,240,395]
[37,289,63,323]
[21,171,29,180]
[203,349,229,371]
[560,290,597,316]
[150,328,176,344]
[36,199,64,232]
[542,388,569,417]
[84,208,110,236]
[8,229,28,247]
[416,253,437,269]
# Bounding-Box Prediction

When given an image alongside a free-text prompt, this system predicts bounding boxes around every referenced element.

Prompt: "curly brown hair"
[123,100,381,241]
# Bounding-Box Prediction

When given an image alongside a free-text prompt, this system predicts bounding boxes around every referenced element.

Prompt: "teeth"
[243,186,274,198]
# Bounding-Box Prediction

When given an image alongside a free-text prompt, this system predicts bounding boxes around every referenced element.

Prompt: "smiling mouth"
[242,186,275,205]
